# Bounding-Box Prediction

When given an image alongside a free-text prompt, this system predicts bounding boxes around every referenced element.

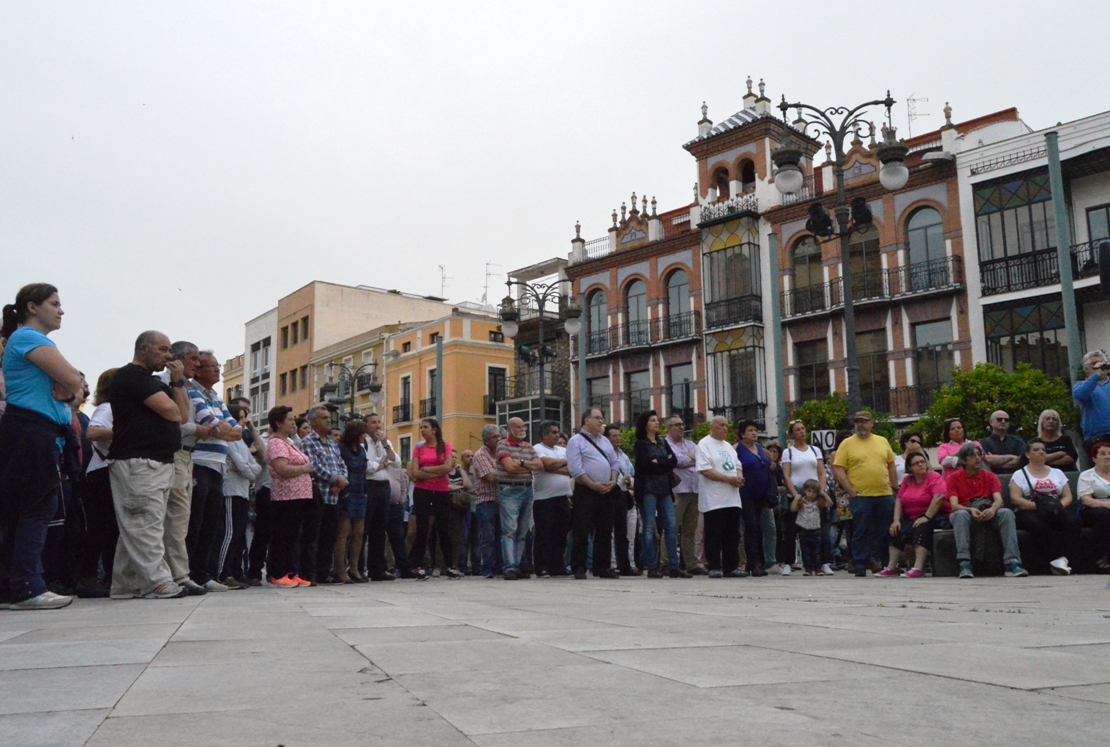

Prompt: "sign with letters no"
[811,429,836,452]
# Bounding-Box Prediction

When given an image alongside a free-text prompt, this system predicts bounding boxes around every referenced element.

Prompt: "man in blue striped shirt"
[185,351,242,591]
[300,406,348,584]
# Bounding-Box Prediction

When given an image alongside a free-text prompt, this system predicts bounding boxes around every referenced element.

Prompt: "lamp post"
[323,360,382,422]
[499,280,582,437]
[772,92,909,416]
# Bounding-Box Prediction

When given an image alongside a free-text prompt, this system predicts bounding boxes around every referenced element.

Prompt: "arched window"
[791,237,825,313]
[713,168,731,200]
[665,270,691,338]
[907,207,944,266]
[588,290,608,354]
[740,159,756,194]
[849,225,883,300]
[626,280,648,345]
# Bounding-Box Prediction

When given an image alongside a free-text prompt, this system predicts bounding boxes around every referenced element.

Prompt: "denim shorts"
[339,494,368,520]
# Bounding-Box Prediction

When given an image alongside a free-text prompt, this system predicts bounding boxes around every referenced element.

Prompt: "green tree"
[915,363,1078,445]
[790,392,899,452]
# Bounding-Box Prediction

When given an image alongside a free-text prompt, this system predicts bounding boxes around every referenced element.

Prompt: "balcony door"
[588,290,608,354]
[666,270,690,338]
[626,280,649,345]
[906,207,946,291]
[849,226,883,300]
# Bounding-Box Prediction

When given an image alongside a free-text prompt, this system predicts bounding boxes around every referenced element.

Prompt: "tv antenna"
[481,260,501,306]
[438,264,452,298]
[907,93,929,138]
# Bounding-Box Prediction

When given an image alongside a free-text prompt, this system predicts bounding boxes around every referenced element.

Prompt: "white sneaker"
[10,590,73,610]
[820,563,835,576]
[780,564,792,576]
[204,579,229,592]
[1049,557,1071,576]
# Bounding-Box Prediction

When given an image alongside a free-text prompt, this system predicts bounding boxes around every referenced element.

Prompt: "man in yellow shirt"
[832,412,898,578]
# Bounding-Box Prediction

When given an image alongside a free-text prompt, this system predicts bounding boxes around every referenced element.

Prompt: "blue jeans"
[474,500,501,576]
[760,506,777,567]
[499,484,534,572]
[849,495,895,568]
[642,492,678,571]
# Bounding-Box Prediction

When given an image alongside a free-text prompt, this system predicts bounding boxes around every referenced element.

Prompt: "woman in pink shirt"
[406,418,461,580]
[880,452,950,578]
[936,418,981,480]
[266,406,314,587]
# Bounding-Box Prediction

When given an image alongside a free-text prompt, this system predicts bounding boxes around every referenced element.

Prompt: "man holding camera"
[1074,351,1110,451]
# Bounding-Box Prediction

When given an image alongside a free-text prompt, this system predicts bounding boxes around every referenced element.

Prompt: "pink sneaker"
[901,567,925,578]
[875,567,899,577]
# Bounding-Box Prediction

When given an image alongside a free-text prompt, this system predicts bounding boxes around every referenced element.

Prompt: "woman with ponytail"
[0,283,85,610]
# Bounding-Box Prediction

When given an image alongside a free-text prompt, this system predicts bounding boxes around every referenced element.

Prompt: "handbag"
[1020,468,1062,519]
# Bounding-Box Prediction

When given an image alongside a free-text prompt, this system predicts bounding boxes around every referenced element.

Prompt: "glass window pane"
[1089,207,1110,241]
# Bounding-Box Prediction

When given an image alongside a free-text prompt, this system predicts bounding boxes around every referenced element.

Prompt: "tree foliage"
[915,363,1078,445]
[789,392,899,452]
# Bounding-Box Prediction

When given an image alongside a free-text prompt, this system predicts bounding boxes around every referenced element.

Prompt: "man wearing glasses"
[981,411,1025,474]
[665,416,705,574]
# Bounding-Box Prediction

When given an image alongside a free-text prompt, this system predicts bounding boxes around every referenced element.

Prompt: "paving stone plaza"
[3,575,1109,746]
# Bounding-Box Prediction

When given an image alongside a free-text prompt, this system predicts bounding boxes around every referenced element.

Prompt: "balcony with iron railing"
[392,402,412,424]
[781,173,818,207]
[419,397,437,418]
[781,257,964,319]
[698,194,760,226]
[577,311,702,357]
[786,385,937,422]
[979,240,1105,297]
[704,295,763,330]
[582,236,611,263]
[709,402,767,428]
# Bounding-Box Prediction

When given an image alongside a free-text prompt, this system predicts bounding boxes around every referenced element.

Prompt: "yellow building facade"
[383,309,514,462]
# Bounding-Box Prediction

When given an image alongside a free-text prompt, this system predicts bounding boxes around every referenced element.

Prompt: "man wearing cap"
[831,411,898,577]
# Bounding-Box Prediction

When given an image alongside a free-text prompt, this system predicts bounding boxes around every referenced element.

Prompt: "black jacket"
[0,404,69,520]
[633,438,677,504]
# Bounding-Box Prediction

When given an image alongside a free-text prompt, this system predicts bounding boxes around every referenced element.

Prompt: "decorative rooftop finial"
[944,101,953,126]
[758,78,765,97]
[621,202,627,220]
[869,123,877,148]
[612,209,618,227]
[825,141,832,161]
[650,196,657,216]
[701,101,708,120]
[641,195,647,215]
[631,192,637,210]
[693,182,698,200]
[746,76,753,94]
[575,221,581,239]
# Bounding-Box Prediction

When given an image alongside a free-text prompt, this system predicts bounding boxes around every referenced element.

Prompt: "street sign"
[811,429,836,452]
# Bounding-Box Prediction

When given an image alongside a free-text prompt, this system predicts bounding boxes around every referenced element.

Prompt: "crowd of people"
[3,282,1110,611]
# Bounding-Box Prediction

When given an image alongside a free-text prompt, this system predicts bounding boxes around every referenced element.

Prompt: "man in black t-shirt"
[107,331,191,600]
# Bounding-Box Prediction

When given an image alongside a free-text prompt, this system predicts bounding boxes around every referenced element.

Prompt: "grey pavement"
[3,573,1110,746]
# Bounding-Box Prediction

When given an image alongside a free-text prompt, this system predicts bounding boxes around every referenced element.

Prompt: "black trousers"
[187,464,226,585]
[270,498,310,580]
[385,503,413,576]
[1083,508,1110,559]
[410,488,452,571]
[77,467,117,583]
[247,487,273,581]
[42,477,81,588]
[301,488,340,582]
[363,481,391,575]
[220,495,249,581]
[571,484,615,575]
[1014,506,1081,563]
[533,496,572,575]
[777,502,797,566]
[704,506,741,573]
[741,499,765,571]
[612,491,633,572]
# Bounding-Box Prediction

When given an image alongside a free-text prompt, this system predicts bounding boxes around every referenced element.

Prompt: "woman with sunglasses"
[894,432,926,484]
[937,418,980,480]
[781,420,834,576]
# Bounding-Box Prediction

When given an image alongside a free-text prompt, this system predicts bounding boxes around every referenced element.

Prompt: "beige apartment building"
[273,281,451,414]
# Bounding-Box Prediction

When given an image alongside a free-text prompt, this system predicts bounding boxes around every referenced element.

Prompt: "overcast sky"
[4,1,1109,386]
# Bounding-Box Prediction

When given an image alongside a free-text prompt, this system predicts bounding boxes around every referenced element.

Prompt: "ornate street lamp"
[773,92,909,415]
[498,281,581,435]
[325,359,382,421]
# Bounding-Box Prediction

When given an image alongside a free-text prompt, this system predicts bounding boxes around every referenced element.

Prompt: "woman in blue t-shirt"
[0,283,85,610]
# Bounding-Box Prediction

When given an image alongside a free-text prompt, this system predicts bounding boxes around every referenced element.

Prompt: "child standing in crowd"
[792,479,830,576]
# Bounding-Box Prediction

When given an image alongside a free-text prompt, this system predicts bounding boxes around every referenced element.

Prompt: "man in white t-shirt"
[533,420,573,577]
[696,416,747,579]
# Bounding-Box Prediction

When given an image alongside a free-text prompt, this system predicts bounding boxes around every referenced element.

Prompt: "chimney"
[570,221,585,263]
[742,76,757,110]
[698,101,712,138]
[754,78,771,115]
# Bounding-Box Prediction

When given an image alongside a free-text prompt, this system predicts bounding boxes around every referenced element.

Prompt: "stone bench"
[931,471,1103,576]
